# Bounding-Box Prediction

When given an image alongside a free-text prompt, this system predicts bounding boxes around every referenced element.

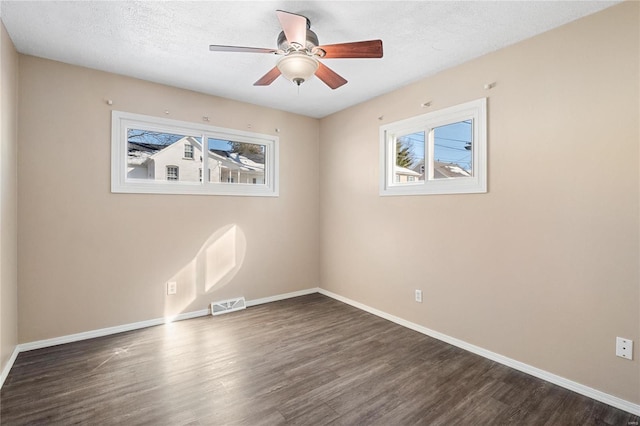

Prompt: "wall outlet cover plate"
[616,337,633,360]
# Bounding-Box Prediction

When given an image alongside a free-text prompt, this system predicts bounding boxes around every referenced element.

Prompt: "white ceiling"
[0,1,619,118]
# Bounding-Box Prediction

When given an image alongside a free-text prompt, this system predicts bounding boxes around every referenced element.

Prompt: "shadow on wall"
[163,224,247,319]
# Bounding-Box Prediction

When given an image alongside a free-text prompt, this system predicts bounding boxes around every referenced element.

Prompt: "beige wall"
[320,2,639,404]
[0,21,19,375]
[9,0,640,408]
[17,57,320,342]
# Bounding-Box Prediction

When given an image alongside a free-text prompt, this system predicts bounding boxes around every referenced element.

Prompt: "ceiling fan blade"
[209,45,279,54]
[253,67,282,86]
[276,10,307,46]
[317,40,383,59]
[315,62,347,90]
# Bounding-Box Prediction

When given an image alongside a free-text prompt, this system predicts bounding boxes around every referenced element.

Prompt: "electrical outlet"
[616,337,633,360]
[167,281,177,295]
[415,289,422,303]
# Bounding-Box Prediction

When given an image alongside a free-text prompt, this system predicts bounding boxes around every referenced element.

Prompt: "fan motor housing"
[277,29,319,52]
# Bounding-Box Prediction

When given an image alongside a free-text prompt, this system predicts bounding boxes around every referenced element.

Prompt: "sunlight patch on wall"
[162,257,197,321]
[163,224,246,319]
[205,225,239,292]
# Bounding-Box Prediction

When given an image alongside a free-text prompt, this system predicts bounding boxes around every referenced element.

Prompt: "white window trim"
[111,111,279,196]
[379,98,487,196]
[166,165,179,181]
[183,143,194,160]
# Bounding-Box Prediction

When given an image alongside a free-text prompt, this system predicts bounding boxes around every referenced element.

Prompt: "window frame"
[379,98,487,196]
[111,111,279,196]
[166,165,179,181]
[184,143,194,159]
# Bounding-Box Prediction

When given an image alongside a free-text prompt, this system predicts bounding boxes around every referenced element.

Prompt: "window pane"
[184,144,194,159]
[127,129,201,182]
[166,166,179,181]
[394,131,425,184]
[208,138,266,185]
[113,111,279,196]
[379,98,486,196]
[432,120,473,179]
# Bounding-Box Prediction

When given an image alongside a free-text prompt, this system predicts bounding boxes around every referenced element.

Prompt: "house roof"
[395,166,421,177]
[434,161,471,179]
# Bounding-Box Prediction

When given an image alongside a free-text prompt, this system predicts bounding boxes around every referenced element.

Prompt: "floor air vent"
[211,297,246,316]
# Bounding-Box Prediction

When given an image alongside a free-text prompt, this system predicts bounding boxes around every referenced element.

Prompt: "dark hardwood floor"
[1,293,638,425]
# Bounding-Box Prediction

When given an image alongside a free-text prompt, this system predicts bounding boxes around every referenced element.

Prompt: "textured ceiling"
[0,1,619,118]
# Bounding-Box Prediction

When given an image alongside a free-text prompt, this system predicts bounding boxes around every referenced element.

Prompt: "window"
[166,166,179,181]
[379,98,487,196]
[112,111,279,196]
[184,144,194,159]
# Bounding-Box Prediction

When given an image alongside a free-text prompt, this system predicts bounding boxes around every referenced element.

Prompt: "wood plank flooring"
[1,293,638,425]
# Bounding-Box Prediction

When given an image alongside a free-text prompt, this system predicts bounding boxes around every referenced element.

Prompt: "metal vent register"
[210,297,246,316]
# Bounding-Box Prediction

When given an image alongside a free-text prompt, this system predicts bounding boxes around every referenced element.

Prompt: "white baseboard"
[3,287,320,389]
[246,287,319,307]
[318,288,640,417]
[0,346,20,388]
[16,288,320,354]
[18,308,210,353]
[6,287,638,417]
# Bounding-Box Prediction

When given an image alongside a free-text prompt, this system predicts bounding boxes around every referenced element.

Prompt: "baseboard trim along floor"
[0,287,319,389]
[2,286,638,417]
[317,288,640,417]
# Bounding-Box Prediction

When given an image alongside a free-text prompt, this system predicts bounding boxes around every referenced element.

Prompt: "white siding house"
[394,166,422,183]
[127,137,265,184]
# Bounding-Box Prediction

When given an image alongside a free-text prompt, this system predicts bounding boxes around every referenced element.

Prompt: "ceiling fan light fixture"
[210,10,383,90]
[277,53,318,86]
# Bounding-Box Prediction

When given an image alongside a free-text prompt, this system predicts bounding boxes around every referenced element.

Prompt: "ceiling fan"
[209,10,383,90]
